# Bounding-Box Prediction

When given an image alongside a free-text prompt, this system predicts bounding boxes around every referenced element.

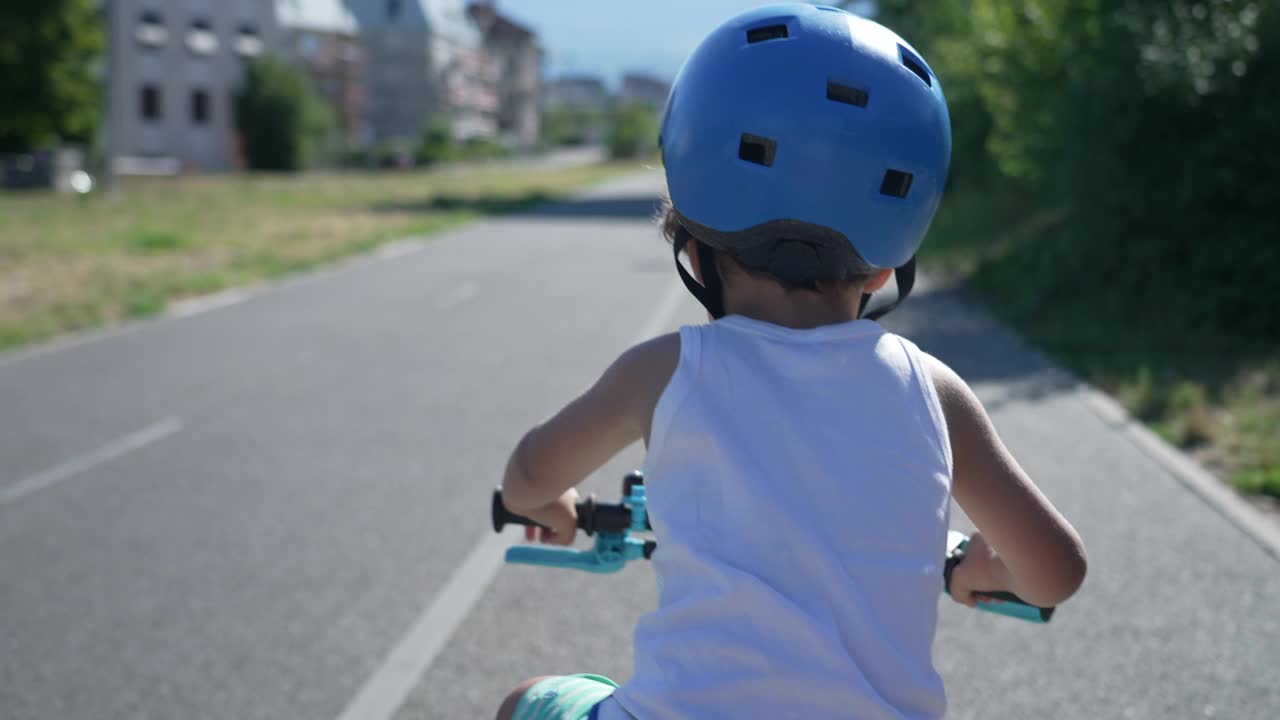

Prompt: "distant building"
[345,0,497,144]
[275,0,369,146]
[620,72,671,110]
[103,0,280,171]
[544,74,609,112]
[467,1,542,148]
[103,0,530,171]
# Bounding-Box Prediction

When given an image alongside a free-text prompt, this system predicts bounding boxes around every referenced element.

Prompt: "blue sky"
[496,1,867,89]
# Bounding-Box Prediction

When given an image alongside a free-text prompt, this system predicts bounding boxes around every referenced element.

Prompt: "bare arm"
[926,353,1088,607]
[501,333,680,513]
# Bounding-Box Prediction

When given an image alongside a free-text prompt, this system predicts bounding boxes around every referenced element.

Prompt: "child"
[496,5,1086,719]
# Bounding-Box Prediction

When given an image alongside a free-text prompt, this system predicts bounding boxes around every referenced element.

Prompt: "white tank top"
[604,315,953,720]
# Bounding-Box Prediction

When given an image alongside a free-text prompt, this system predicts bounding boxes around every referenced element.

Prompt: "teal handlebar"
[944,531,1055,623]
[492,473,1055,623]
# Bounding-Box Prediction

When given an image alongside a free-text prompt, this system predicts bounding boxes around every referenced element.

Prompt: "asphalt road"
[1,171,1276,720]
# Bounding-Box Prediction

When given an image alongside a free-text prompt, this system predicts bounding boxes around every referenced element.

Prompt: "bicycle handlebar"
[491,491,647,537]
[492,472,1055,622]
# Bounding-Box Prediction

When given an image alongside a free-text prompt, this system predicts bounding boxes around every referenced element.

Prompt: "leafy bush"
[416,121,510,166]
[456,136,511,162]
[417,120,455,166]
[883,0,1280,343]
[542,108,603,147]
[606,103,658,159]
[236,57,338,171]
[0,0,102,153]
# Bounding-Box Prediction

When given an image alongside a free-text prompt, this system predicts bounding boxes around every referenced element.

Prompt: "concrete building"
[467,2,542,148]
[620,72,671,111]
[104,0,524,170]
[544,74,609,112]
[103,0,280,172]
[345,0,497,144]
[275,0,369,146]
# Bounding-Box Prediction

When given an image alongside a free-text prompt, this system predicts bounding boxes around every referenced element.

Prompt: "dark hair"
[655,198,880,293]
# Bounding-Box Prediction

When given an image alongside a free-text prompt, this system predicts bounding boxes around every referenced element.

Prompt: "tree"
[542,107,602,147]
[417,118,454,165]
[606,103,658,159]
[0,0,103,152]
[235,57,337,171]
[876,0,998,187]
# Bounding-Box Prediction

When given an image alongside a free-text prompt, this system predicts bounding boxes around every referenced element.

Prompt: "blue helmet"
[661,4,951,316]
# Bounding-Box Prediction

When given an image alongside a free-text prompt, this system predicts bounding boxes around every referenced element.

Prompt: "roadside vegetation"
[891,0,1280,500]
[0,161,638,351]
[542,103,660,160]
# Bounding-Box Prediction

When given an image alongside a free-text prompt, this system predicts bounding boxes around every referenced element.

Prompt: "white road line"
[169,287,262,318]
[335,279,687,720]
[375,240,426,260]
[0,417,184,507]
[334,530,517,720]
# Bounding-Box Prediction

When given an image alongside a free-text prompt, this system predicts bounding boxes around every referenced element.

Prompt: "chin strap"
[858,255,916,321]
[672,227,726,319]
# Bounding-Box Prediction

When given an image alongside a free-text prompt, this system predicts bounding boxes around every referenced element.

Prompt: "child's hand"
[948,531,1014,608]
[519,489,580,546]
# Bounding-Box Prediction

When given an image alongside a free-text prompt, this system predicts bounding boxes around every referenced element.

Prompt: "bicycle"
[492,471,1055,623]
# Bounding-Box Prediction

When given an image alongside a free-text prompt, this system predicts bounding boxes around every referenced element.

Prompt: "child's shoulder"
[586,333,681,444]
[915,350,971,411]
[609,332,681,394]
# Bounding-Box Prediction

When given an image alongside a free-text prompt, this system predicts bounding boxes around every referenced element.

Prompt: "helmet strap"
[672,227,726,319]
[861,255,916,321]
[674,229,914,323]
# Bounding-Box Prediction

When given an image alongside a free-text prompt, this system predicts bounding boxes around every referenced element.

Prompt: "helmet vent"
[880,169,913,198]
[747,24,789,44]
[827,81,868,108]
[738,134,777,166]
[899,45,933,87]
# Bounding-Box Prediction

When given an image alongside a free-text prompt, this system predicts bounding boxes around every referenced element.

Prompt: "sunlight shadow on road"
[371,194,663,222]
[883,278,1080,410]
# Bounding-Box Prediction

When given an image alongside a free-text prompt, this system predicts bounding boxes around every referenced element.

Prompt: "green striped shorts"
[513,674,619,720]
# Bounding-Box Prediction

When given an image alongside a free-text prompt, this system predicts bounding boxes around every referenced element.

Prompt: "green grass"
[921,184,1280,500]
[0,160,641,351]
[119,230,191,253]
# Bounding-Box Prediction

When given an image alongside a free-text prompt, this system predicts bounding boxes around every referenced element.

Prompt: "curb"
[0,238,431,369]
[1076,384,1280,562]
[929,276,1280,564]
[926,274,1280,561]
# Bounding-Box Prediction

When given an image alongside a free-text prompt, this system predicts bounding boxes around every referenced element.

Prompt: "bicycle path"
[393,175,1279,719]
[0,172,674,720]
[0,171,1274,720]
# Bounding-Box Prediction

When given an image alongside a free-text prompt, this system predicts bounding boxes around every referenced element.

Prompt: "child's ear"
[863,267,895,294]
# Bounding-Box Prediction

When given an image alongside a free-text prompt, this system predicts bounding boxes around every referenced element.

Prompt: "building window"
[299,33,319,60]
[234,23,263,57]
[186,17,219,56]
[136,10,168,48]
[140,85,162,122]
[191,88,210,125]
[387,0,401,21]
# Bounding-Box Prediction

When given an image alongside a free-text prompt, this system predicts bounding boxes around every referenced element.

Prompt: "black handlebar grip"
[491,489,538,532]
[491,489,596,535]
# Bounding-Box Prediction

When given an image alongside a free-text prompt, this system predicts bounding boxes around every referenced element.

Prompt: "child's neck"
[724,280,865,330]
